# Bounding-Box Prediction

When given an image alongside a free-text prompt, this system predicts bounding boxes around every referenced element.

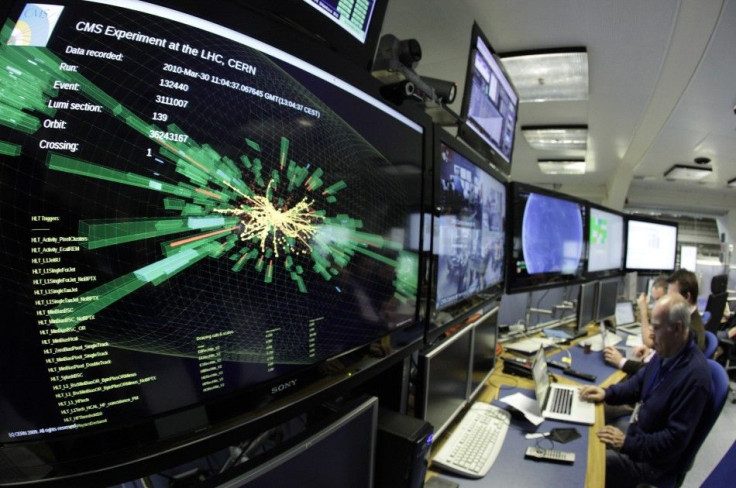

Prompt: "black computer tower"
[375,407,434,488]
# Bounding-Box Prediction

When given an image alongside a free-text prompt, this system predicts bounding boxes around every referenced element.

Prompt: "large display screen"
[434,136,506,311]
[507,183,586,293]
[302,0,378,43]
[587,206,624,275]
[625,218,678,271]
[458,22,518,176]
[0,0,424,479]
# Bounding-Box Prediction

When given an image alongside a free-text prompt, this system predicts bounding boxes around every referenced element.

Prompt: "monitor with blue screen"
[506,182,586,293]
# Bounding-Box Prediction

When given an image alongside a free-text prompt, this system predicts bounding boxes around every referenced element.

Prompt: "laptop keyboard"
[549,387,573,415]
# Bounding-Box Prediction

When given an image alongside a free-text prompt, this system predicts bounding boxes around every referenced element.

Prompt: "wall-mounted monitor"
[625,217,678,272]
[238,0,389,71]
[586,204,625,277]
[506,183,587,293]
[430,128,506,329]
[0,0,427,483]
[457,22,519,176]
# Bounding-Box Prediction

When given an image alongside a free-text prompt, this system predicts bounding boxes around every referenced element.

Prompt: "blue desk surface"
[434,387,590,488]
[549,346,620,385]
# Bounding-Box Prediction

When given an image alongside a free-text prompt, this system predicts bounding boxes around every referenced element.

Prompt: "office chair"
[656,359,729,488]
[703,330,718,358]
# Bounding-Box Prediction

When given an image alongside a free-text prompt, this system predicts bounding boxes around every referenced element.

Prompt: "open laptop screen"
[615,301,636,326]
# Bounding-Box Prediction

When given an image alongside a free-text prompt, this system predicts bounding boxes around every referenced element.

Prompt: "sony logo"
[271,379,298,395]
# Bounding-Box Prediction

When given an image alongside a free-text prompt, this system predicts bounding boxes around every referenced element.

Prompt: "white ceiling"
[380,0,736,216]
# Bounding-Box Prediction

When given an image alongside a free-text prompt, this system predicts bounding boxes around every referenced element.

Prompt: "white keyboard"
[431,402,510,478]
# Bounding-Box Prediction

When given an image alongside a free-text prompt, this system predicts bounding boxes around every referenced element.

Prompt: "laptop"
[584,321,623,352]
[531,347,595,425]
[615,301,641,335]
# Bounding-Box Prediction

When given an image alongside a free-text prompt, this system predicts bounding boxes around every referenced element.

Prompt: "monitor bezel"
[417,323,474,441]
[457,22,519,177]
[426,126,508,336]
[576,280,599,333]
[0,0,431,484]
[585,202,626,279]
[505,182,588,294]
[624,216,679,273]
[596,278,620,323]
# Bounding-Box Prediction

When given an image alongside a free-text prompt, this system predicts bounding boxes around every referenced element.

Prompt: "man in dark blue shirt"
[579,293,711,488]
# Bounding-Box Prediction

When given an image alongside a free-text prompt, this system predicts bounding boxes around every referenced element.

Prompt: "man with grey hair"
[579,293,711,488]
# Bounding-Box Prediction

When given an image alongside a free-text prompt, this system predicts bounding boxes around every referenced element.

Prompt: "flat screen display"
[418,326,472,439]
[469,306,498,400]
[434,137,506,311]
[625,218,678,271]
[458,23,518,176]
[507,183,586,293]
[0,0,424,479]
[587,206,624,274]
[577,281,598,332]
[597,279,619,322]
[302,0,378,43]
[233,396,377,487]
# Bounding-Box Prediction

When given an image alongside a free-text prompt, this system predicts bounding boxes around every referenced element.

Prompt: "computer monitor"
[238,0,389,71]
[469,306,498,401]
[0,0,428,483]
[625,217,678,272]
[417,325,473,439]
[586,204,625,277]
[457,22,519,176]
[597,279,620,323]
[577,281,598,332]
[506,182,587,293]
[432,129,507,317]
[220,396,377,487]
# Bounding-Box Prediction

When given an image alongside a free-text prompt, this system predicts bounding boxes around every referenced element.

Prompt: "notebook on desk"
[531,347,595,425]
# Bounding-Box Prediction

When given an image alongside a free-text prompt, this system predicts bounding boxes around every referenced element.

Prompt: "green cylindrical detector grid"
[49,272,147,330]
[245,138,261,152]
[279,137,289,170]
[0,103,41,133]
[290,272,307,293]
[305,167,324,191]
[0,139,21,156]
[159,226,237,257]
[78,216,237,250]
[322,180,347,195]
[47,153,196,199]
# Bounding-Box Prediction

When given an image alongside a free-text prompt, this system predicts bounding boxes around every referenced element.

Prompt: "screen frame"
[417,323,474,440]
[426,126,508,337]
[624,216,679,273]
[596,278,620,323]
[577,280,599,333]
[585,202,626,279]
[457,22,519,177]
[0,0,431,484]
[505,182,588,294]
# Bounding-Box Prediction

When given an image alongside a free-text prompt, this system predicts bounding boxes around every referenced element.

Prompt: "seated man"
[579,294,711,488]
[601,277,665,374]
[667,268,705,351]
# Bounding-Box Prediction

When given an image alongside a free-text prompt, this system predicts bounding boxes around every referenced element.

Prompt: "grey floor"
[682,382,736,487]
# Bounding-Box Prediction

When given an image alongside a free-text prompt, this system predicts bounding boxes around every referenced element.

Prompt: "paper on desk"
[626,335,643,347]
[498,392,544,426]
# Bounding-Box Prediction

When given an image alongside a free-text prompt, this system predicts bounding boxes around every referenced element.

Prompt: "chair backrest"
[671,360,730,486]
[704,330,718,358]
[704,292,728,332]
